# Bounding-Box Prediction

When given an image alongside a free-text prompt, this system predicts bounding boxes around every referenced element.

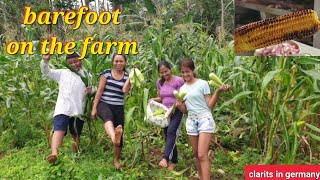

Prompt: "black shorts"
[53,114,84,136]
[97,101,125,146]
[97,101,124,126]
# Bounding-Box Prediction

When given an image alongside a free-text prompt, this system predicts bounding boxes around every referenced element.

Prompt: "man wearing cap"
[41,52,92,164]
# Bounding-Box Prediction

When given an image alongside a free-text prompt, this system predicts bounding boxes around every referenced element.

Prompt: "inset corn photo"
[235,0,320,56]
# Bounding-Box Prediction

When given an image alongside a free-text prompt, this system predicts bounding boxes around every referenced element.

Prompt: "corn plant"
[219,56,320,164]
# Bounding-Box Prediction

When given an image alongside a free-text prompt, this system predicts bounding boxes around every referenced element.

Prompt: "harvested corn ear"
[235,9,320,53]
[129,67,144,88]
[172,90,187,114]
[208,72,223,88]
[173,90,187,101]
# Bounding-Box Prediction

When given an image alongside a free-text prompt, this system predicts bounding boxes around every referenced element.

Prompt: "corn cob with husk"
[153,108,166,118]
[208,72,223,88]
[129,67,144,88]
[129,68,135,84]
[235,9,320,53]
[173,90,187,101]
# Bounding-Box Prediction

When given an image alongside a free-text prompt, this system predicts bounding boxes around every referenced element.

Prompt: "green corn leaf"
[302,95,320,101]
[234,67,260,79]
[298,101,320,121]
[305,123,320,133]
[62,61,89,86]
[300,69,320,80]
[261,69,282,93]
[216,91,253,115]
[171,167,189,176]
[143,88,149,116]
[223,72,241,83]
[295,57,320,65]
[125,106,136,139]
[125,107,136,125]
[304,132,320,142]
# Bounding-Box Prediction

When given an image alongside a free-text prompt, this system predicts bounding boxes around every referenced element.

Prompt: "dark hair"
[180,58,196,77]
[112,53,127,62]
[158,60,171,86]
[66,52,80,60]
[112,54,127,71]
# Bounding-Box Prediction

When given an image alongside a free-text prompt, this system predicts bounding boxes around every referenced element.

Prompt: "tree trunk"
[49,0,54,10]
[103,0,110,11]
[95,0,99,13]
[48,0,53,35]
[85,0,90,7]
[221,0,224,29]
[218,0,225,46]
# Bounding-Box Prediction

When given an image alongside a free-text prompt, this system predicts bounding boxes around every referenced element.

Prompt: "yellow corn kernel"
[235,9,320,53]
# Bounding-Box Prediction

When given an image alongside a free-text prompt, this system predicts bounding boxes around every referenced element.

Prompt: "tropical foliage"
[1,0,320,179]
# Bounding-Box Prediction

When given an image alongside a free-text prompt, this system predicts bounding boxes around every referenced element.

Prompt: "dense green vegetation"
[1,0,320,179]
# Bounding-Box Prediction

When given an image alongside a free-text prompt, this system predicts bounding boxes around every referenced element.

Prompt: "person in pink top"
[150,60,185,170]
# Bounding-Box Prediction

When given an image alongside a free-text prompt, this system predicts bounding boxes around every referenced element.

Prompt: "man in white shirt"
[41,52,92,164]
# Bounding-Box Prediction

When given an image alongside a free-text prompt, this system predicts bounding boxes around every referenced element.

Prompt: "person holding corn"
[41,52,92,164]
[91,54,131,169]
[150,60,185,170]
[176,59,230,180]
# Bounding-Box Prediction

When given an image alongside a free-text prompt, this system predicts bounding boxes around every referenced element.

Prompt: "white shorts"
[186,112,216,136]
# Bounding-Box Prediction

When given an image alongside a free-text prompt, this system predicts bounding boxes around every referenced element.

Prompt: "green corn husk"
[209,72,223,87]
[179,90,187,100]
[129,68,135,84]
[153,108,165,116]
[135,68,144,82]
[209,80,221,88]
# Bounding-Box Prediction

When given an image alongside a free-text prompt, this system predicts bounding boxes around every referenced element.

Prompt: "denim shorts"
[186,111,216,136]
[53,114,84,136]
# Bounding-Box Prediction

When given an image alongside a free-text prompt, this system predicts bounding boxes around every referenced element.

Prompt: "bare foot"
[47,154,57,164]
[114,159,120,169]
[114,125,123,147]
[167,163,176,171]
[159,158,168,168]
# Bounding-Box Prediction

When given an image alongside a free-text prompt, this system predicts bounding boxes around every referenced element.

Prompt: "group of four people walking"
[41,52,229,180]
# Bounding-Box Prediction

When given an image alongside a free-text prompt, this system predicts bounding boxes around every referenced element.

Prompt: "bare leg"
[104,121,123,168]
[113,125,123,168]
[114,146,122,169]
[71,134,80,153]
[198,133,212,180]
[51,131,65,155]
[160,127,168,168]
[189,135,201,179]
[104,121,116,143]
[48,130,65,163]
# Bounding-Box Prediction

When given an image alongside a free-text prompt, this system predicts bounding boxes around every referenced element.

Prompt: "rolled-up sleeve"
[40,60,62,82]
